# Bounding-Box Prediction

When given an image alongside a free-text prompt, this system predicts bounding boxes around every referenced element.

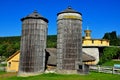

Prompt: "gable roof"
[46,48,95,65]
[7,50,20,61]
[46,48,57,65]
[82,51,95,62]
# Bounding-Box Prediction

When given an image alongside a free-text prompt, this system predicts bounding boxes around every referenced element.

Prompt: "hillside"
[0,34,120,63]
[0,35,57,58]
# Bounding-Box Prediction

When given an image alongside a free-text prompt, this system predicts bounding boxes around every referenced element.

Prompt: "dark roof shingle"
[46,48,95,65]
[21,10,48,23]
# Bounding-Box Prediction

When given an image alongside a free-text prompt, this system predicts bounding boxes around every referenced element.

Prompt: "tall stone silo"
[18,10,48,76]
[57,7,83,73]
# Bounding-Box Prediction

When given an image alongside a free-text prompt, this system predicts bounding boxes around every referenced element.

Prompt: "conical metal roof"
[57,6,82,16]
[21,10,48,23]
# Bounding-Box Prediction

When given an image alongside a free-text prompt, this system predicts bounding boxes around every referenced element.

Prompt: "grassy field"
[0,72,120,80]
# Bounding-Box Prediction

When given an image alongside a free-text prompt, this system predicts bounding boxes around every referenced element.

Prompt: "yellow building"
[82,29,109,46]
[6,50,20,72]
[82,29,109,65]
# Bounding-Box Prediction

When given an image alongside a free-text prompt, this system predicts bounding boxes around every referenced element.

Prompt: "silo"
[18,10,48,76]
[57,7,83,73]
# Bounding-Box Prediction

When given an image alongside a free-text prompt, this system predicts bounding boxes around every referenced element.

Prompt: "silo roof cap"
[21,10,48,23]
[57,6,82,16]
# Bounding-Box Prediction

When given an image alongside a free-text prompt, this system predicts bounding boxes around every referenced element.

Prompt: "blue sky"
[0,0,120,38]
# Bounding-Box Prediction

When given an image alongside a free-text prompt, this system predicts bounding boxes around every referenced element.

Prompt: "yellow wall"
[83,29,109,46]
[82,39,109,46]
[84,61,96,65]
[6,52,20,72]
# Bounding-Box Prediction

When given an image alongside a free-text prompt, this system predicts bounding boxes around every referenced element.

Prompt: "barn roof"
[46,48,95,65]
[7,50,20,61]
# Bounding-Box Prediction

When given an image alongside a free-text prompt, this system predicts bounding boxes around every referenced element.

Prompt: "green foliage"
[0,36,20,58]
[102,60,120,66]
[0,35,57,58]
[47,35,57,48]
[0,71,6,75]
[103,31,120,46]
[118,35,120,45]
[2,72,120,80]
[99,47,120,65]
[0,63,7,67]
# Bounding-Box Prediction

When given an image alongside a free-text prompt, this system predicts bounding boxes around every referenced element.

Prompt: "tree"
[0,43,8,56]
[0,36,21,58]
[98,47,120,65]
[47,35,57,48]
[0,35,57,58]
[118,35,120,45]
[103,31,120,46]
[103,33,110,40]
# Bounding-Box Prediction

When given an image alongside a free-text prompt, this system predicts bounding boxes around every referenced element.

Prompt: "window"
[8,62,11,67]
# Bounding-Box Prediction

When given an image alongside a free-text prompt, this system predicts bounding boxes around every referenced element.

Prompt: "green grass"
[0,71,6,74]
[1,72,120,80]
[102,60,120,66]
[0,63,7,67]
